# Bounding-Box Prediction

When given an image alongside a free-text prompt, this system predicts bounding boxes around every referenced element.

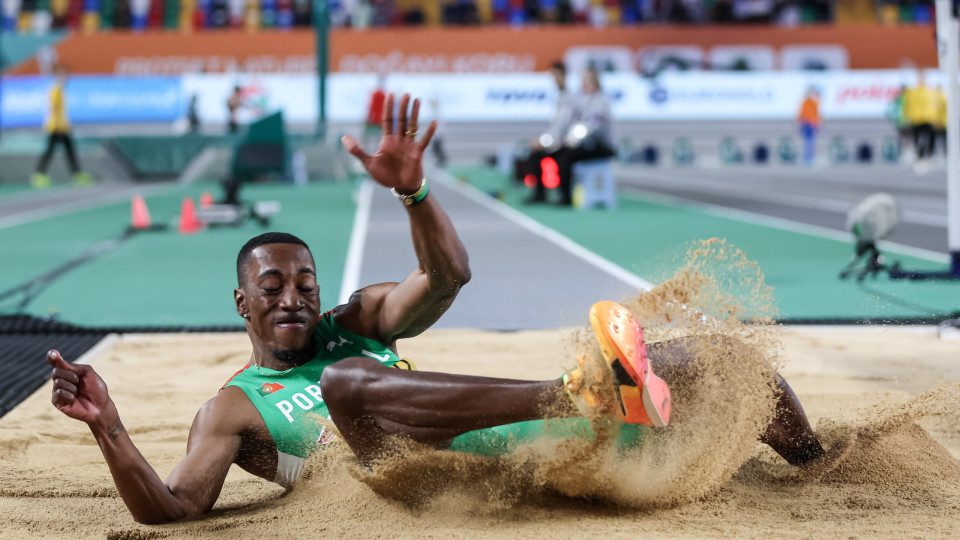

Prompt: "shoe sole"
[589,301,671,427]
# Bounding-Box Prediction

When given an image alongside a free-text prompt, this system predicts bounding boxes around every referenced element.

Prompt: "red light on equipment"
[541,157,560,189]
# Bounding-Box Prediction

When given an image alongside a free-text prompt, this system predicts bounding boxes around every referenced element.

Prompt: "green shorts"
[448,418,648,457]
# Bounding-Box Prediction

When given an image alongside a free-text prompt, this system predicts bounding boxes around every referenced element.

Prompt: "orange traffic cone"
[131,195,151,230]
[178,197,203,234]
[200,192,214,208]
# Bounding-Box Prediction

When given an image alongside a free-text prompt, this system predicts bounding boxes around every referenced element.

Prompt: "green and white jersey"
[223,310,399,486]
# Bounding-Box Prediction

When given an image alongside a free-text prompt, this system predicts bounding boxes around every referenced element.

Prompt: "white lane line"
[73,334,121,365]
[617,168,949,227]
[178,147,218,185]
[433,170,653,292]
[619,189,950,263]
[339,178,374,305]
[0,183,180,231]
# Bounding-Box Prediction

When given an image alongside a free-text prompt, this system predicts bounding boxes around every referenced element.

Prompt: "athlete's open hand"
[342,92,437,194]
[48,349,110,424]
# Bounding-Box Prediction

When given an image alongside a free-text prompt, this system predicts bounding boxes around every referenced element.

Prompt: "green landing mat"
[0,181,358,327]
[453,166,959,322]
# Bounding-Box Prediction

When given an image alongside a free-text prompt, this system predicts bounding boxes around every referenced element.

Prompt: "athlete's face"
[235,244,321,360]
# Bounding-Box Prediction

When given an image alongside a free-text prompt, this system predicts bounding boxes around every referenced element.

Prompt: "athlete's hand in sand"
[47,349,111,425]
[341,92,437,194]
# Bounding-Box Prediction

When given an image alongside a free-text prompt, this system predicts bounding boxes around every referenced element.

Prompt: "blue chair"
[573,159,617,210]
[277,8,293,27]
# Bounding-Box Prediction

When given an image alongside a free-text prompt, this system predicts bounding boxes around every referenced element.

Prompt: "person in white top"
[549,68,616,206]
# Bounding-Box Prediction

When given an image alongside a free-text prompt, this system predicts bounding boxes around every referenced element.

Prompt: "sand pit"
[1,324,959,539]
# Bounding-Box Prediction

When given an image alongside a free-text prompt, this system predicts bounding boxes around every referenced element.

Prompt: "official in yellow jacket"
[31,64,92,188]
[903,78,938,160]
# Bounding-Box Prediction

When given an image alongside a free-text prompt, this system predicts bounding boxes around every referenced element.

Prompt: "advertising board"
[0,70,932,128]
[1,75,182,128]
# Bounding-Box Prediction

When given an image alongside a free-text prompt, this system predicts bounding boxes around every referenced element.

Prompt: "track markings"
[617,168,948,228]
[0,183,180,231]
[433,169,653,292]
[618,188,950,264]
[338,178,374,305]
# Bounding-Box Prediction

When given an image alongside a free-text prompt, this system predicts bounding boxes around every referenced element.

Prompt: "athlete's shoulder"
[196,386,261,436]
[330,283,398,342]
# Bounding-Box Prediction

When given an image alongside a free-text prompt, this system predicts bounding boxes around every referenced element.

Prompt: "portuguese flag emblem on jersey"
[257,382,286,397]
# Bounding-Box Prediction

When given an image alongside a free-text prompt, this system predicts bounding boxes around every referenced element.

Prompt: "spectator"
[550,68,616,206]
[188,94,201,133]
[370,0,395,26]
[711,0,736,21]
[886,85,913,161]
[800,0,831,23]
[934,84,947,157]
[227,86,243,134]
[363,74,387,151]
[732,0,774,22]
[427,94,448,168]
[797,86,821,166]
[903,73,939,169]
[556,0,576,22]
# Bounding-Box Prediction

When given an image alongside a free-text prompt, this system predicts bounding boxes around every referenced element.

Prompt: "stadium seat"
[777,136,798,164]
[829,136,850,163]
[672,137,695,165]
[753,142,769,164]
[573,159,616,210]
[912,5,931,24]
[641,144,659,165]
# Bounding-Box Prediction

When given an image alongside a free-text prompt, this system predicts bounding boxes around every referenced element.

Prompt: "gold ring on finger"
[404,129,418,138]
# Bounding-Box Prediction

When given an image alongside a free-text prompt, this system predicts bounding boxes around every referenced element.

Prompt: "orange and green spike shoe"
[564,301,671,427]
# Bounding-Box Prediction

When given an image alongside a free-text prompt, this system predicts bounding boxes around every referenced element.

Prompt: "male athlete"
[48,93,824,525]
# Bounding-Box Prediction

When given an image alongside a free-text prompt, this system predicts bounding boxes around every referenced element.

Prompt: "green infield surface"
[451,166,959,322]
[0,180,357,327]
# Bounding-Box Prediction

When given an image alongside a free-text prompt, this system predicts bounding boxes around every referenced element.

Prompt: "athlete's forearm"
[88,404,189,524]
[405,190,471,294]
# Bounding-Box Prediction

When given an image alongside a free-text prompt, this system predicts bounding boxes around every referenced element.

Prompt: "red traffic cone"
[178,197,203,234]
[131,195,151,230]
[200,192,214,208]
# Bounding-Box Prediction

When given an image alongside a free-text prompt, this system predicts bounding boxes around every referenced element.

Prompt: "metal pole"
[313,0,328,141]
[936,0,960,275]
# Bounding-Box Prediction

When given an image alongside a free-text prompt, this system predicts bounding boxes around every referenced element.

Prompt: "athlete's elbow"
[425,270,469,302]
[451,263,472,288]
[440,263,471,293]
[128,497,193,525]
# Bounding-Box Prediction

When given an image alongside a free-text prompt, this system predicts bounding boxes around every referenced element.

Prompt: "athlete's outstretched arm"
[341,93,471,343]
[47,349,242,524]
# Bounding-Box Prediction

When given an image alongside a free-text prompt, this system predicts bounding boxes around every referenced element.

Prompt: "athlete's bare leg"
[320,358,571,464]
[322,339,825,466]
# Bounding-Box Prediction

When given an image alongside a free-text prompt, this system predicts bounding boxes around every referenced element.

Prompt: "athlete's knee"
[320,357,383,412]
